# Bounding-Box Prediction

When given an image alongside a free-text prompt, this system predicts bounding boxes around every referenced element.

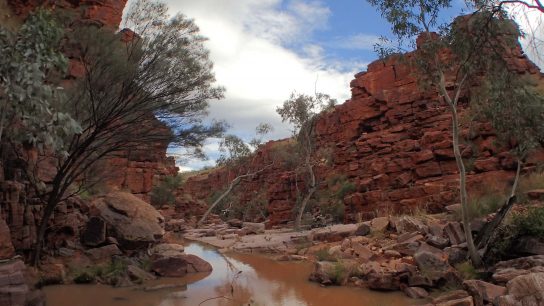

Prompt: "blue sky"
[127,0,542,171]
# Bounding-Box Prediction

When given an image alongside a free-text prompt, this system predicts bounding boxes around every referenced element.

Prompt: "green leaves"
[0,9,79,153]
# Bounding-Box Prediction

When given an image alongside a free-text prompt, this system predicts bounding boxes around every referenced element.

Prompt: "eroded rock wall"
[184,36,544,226]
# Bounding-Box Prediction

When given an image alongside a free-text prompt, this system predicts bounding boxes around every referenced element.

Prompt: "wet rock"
[151,254,212,277]
[127,265,156,281]
[39,263,65,285]
[92,192,165,249]
[403,286,429,299]
[354,223,371,236]
[432,290,470,304]
[309,261,335,285]
[0,260,29,306]
[86,244,122,260]
[82,217,106,247]
[463,280,506,306]
[444,222,466,245]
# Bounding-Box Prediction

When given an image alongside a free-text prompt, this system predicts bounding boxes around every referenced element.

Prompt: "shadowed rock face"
[184,31,544,227]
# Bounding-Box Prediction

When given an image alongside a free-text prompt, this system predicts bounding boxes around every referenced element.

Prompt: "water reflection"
[44,243,414,306]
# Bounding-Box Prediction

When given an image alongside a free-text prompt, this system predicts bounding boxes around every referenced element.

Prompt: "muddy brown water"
[44,243,417,306]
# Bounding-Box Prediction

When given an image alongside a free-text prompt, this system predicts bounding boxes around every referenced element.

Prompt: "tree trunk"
[294,155,316,231]
[450,106,483,267]
[476,159,522,253]
[196,164,272,228]
[197,176,241,228]
[32,197,58,266]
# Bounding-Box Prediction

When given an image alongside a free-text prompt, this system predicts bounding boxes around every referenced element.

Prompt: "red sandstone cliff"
[184,34,544,227]
[0,0,177,257]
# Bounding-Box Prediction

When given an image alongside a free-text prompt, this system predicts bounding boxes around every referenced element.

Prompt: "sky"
[124,0,543,171]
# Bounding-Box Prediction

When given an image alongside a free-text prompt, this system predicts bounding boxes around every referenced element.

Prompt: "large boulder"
[151,254,212,277]
[463,280,506,306]
[92,192,165,249]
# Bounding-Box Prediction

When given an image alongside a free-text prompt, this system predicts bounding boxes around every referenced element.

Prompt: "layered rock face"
[185,36,544,226]
[0,0,176,258]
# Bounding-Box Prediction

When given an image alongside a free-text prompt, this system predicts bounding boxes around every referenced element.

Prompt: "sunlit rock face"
[184,30,544,227]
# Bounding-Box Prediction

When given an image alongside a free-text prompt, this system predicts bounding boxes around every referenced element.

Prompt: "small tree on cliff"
[28,0,225,265]
[197,123,273,227]
[366,0,535,266]
[277,92,336,230]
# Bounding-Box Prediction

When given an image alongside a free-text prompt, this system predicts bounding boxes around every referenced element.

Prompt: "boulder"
[82,217,106,247]
[85,244,122,260]
[444,222,466,245]
[445,247,468,265]
[513,236,544,256]
[127,265,156,281]
[242,222,265,234]
[506,272,544,299]
[370,217,390,232]
[427,235,450,249]
[92,192,165,249]
[414,243,450,282]
[403,286,429,299]
[354,223,371,236]
[394,216,428,234]
[0,260,28,306]
[463,280,506,306]
[151,243,185,257]
[151,254,212,277]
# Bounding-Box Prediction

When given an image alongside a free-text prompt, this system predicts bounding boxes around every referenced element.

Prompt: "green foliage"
[454,261,479,280]
[513,207,544,238]
[330,261,348,285]
[314,248,336,262]
[71,258,128,285]
[0,9,80,150]
[150,175,183,206]
[335,181,357,200]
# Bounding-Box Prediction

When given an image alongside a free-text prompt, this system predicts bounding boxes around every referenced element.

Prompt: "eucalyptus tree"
[277,92,336,230]
[29,0,225,265]
[0,10,80,153]
[472,66,544,254]
[197,123,273,227]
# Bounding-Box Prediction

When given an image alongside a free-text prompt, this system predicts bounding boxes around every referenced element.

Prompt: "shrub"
[454,261,479,280]
[513,206,544,238]
[454,193,504,221]
[150,174,183,206]
[314,248,336,262]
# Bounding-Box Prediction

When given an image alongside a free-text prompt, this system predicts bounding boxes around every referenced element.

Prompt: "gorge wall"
[184,34,544,227]
[0,0,177,258]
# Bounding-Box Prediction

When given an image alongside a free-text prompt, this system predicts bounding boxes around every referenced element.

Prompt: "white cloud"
[330,33,382,50]
[147,0,354,171]
[506,2,544,68]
